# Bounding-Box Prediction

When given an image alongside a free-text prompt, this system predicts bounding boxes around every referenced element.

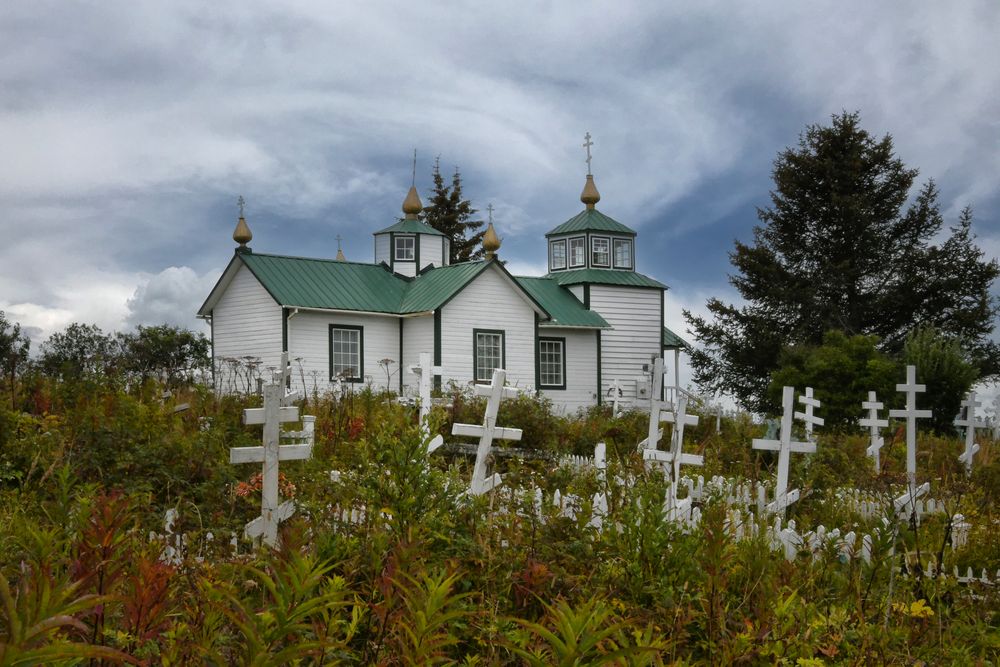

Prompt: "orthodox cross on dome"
[752,386,816,516]
[336,234,343,251]
[411,148,417,186]
[955,390,984,474]
[859,391,889,472]
[888,365,932,496]
[583,132,594,175]
[486,203,494,224]
[237,195,246,217]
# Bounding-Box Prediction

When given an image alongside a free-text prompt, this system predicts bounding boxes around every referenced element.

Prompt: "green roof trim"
[545,208,637,237]
[399,262,490,312]
[515,277,609,328]
[662,326,691,350]
[545,268,667,290]
[240,253,408,313]
[374,218,445,236]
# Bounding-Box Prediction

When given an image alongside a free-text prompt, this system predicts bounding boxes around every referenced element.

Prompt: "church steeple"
[580,132,600,209]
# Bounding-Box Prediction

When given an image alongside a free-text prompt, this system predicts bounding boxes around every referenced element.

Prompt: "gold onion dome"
[482,222,501,259]
[233,215,252,247]
[581,174,601,209]
[402,185,423,219]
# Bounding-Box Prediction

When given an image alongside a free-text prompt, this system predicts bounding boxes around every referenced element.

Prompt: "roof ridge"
[246,251,382,267]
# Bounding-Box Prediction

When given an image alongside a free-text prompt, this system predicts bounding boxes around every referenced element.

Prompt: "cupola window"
[569,237,586,267]
[550,240,567,270]
[394,236,415,261]
[591,237,610,267]
[613,238,633,269]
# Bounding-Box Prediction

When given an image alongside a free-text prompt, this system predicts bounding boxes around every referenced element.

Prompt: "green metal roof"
[374,218,446,236]
[662,326,690,350]
[241,253,407,313]
[546,268,667,290]
[399,262,490,312]
[545,208,637,237]
[515,277,609,328]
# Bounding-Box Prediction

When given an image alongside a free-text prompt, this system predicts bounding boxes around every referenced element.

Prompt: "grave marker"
[955,390,984,474]
[230,381,311,547]
[888,365,932,495]
[644,395,703,517]
[409,352,443,438]
[451,369,522,495]
[753,386,816,516]
[859,391,889,472]
[608,378,624,417]
[794,387,824,441]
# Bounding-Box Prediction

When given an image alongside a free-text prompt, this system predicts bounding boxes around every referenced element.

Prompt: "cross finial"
[237,195,246,217]
[486,203,494,224]
[335,234,343,251]
[411,149,417,187]
[583,132,594,175]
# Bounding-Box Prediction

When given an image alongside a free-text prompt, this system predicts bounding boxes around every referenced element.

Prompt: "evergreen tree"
[685,112,999,414]
[421,157,485,262]
[0,311,30,409]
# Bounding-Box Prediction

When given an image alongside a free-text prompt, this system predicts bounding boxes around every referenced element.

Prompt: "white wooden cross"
[955,390,984,474]
[752,386,816,516]
[643,395,703,516]
[409,352,445,451]
[230,381,310,547]
[888,365,932,495]
[608,378,624,417]
[638,358,679,450]
[795,387,824,441]
[451,368,522,495]
[859,391,889,472]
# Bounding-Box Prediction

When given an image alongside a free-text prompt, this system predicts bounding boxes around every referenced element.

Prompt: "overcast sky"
[2,1,999,398]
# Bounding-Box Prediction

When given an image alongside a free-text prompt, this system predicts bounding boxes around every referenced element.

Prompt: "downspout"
[286,308,299,391]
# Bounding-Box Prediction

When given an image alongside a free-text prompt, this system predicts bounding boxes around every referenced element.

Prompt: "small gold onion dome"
[402,185,423,219]
[335,248,346,261]
[233,215,252,247]
[482,222,501,259]
[581,174,601,209]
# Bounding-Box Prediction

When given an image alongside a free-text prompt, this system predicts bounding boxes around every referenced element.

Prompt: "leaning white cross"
[859,391,889,472]
[608,378,624,417]
[643,395,703,518]
[888,365,932,501]
[955,390,984,474]
[795,387,824,441]
[451,368,522,495]
[409,352,445,452]
[638,358,676,450]
[753,386,817,516]
[230,379,311,547]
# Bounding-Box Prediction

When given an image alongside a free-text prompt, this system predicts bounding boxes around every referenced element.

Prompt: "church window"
[613,239,633,269]
[474,329,504,382]
[538,338,565,389]
[550,240,567,270]
[592,237,610,267]
[329,325,363,382]
[569,237,586,267]
[395,236,415,261]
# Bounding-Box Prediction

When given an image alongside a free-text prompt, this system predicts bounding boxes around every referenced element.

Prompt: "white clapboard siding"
[213,264,283,385]
[420,235,446,270]
[589,285,662,404]
[401,315,434,391]
[440,266,536,389]
[394,260,417,278]
[374,234,391,266]
[539,329,598,413]
[287,310,399,393]
[567,285,584,301]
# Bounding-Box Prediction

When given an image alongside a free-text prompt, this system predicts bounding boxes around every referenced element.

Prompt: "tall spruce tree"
[421,157,486,262]
[685,112,999,414]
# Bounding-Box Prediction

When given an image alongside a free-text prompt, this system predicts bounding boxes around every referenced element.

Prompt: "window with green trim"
[330,325,363,382]
[474,330,504,382]
[395,236,415,261]
[538,337,565,389]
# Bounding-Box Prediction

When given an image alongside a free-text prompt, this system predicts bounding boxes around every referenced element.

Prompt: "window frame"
[329,324,364,383]
[612,238,634,269]
[394,235,415,261]
[473,328,505,383]
[538,336,566,390]
[549,239,567,271]
[568,236,586,268]
[591,236,611,268]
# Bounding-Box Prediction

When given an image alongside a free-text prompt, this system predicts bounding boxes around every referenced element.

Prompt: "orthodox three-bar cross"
[794,387,824,441]
[607,378,623,417]
[888,365,932,498]
[643,394,702,515]
[583,132,594,174]
[859,391,889,472]
[955,390,984,474]
[752,386,817,516]
[409,352,444,452]
[451,368,522,495]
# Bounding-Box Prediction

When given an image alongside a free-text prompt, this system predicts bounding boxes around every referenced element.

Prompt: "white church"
[198,166,688,412]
